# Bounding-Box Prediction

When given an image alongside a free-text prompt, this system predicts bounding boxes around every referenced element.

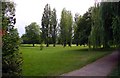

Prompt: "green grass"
[20,45,112,76]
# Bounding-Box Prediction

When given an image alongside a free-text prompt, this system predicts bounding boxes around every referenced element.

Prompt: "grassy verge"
[20,45,112,76]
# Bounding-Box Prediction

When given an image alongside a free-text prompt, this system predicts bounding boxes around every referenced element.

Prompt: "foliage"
[112,16,120,48]
[2,1,22,76]
[89,4,102,48]
[60,8,73,47]
[74,7,92,46]
[21,22,40,46]
[41,4,57,47]
[89,2,120,49]
[50,8,57,47]
[73,13,80,46]
[41,4,51,47]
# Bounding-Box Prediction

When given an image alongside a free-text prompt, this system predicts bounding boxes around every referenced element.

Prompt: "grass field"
[20,44,112,76]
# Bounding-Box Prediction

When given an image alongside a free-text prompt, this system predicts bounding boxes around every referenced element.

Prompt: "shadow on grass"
[20,45,37,47]
[71,47,116,52]
[20,44,42,47]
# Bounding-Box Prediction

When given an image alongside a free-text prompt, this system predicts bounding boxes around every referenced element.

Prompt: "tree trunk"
[76,43,78,46]
[103,39,110,48]
[33,44,34,47]
[68,42,71,47]
[63,43,66,47]
[53,37,56,47]
[53,43,55,47]
[46,43,49,47]
[84,45,85,47]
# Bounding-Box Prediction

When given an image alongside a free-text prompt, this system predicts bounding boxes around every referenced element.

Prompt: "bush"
[2,1,23,77]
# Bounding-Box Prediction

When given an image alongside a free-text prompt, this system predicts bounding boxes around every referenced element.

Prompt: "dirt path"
[61,51,119,76]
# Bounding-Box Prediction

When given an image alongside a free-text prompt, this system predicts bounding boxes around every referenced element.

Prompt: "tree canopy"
[19,2,120,49]
[60,8,73,47]
[21,22,40,46]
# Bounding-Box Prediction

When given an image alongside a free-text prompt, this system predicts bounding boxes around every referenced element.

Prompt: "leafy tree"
[51,8,57,47]
[100,2,114,48]
[112,16,120,48]
[67,11,73,47]
[111,2,120,48]
[89,4,102,48]
[73,13,80,46]
[56,23,62,44]
[22,22,40,46]
[41,4,51,47]
[60,8,67,47]
[60,8,73,47]
[21,34,28,44]
[2,1,22,76]
[75,7,92,46]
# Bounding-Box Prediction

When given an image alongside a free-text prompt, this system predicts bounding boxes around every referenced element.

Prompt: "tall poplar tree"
[51,8,57,47]
[60,8,73,47]
[41,4,51,47]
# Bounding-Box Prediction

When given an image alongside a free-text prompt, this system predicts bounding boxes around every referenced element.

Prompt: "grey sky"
[13,0,96,36]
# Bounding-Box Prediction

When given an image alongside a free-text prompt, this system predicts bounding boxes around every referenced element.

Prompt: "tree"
[51,8,57,47]
[60,8,73,47]
[60,8,67,47]
[56,23,62,44]
[112,16,120,48]
[41,4,52,47]
[23,22,40,46]
[73,13,80,46]
[111,2,120,48]
[21,34,28,44]
[100,2,114,48]
[2,1,23,76]
[67,11,73,47]
[89,4,102,49]
[75,7,92,46]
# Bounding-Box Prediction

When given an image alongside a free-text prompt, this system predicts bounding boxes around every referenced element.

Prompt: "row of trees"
[89,2,120,48]
[73,2,120,49]
[21,2,120,49]
[41,4,57,47]
[22,4,73,47]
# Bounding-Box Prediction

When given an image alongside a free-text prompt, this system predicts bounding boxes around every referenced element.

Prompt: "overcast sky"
[13,0,96,36]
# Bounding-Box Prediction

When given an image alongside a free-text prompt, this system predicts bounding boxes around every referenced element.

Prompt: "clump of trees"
[89,2,120,49]
[2,1,23,77]
[73,2,120,49]
[41,4,57,47]
[73,8,92,46]
[21,2,120,49]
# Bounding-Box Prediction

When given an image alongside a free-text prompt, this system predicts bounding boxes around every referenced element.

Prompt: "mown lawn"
[20,45,112,76]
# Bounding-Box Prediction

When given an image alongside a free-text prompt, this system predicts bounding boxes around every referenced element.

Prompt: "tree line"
[21,2,120,49]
